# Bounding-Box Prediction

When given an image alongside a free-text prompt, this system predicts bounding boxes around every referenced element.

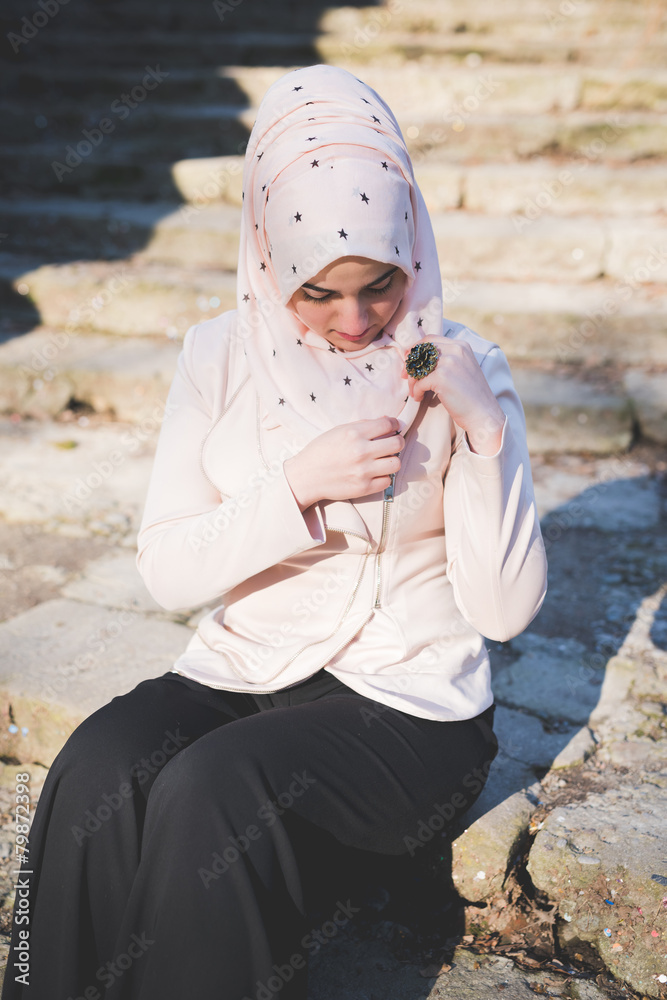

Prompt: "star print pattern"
[239,66,442,437]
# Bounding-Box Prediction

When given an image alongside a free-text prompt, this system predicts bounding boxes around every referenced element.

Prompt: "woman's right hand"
[284,416,405,511]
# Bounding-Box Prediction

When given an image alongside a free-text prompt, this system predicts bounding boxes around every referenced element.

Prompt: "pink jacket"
[136,311,548,721]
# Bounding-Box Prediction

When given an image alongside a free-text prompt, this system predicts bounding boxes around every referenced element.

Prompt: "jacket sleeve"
[442,345,548,642]
[135,322,327,612]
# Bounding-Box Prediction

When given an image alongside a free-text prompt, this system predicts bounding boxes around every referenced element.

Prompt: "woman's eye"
[368,276,394,295]
[300,275,394,304]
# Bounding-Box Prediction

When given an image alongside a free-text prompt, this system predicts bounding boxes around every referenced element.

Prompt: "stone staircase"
[1,0,666,449]
[1,2,667,996]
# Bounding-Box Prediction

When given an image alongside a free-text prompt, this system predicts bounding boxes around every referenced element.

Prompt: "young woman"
[2,64,547,1000]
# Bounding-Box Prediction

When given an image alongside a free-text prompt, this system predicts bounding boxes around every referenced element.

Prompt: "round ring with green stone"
[404,342,440,380]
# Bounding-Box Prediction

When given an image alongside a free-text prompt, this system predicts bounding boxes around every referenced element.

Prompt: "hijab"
[236,63,443,446]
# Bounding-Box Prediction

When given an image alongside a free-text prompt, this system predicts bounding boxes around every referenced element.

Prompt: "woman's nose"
[336,297,369,335]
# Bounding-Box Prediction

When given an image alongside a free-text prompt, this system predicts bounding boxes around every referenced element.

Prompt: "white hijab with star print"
[236,63,443,444]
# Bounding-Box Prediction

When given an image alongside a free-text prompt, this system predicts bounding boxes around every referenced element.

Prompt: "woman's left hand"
[401,336,506,456]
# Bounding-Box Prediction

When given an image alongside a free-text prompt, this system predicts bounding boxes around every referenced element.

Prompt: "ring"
[404,342,440,380]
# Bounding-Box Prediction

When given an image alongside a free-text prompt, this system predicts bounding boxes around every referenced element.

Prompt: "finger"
[366,415,400,440]
[369,434,404,459]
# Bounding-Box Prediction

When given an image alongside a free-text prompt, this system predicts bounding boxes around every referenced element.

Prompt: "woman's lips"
[334,329,372,341]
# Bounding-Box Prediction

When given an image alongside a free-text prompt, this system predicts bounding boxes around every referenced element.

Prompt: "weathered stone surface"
[321,32,667,71]
[219,62,667,117]
[11,260,236,337]
[553,111,667,161]
[0,328,180,421]
[165,156,667,217]
[135,202,242,269]
[605,220,667,283]
[61,550,164,614]
[318,0,667,41]
[0,598,190,765]
[569,983,614,1000]
[581,70,667,112]
[624,370,667,445]
[588,652,657,747]
[464,162,667,217]
[448,278,667,367]
[451,754,541,902]
[170,155,245,206]
[494,634,602,725]
[493,705,595,771]
[539,472,661,534]
[530,453,653,523]
[9,202,614,282]
[509,371,633,454]
[527,775,667,998]
[433,212,606,283]
[310,939,578,999]
[0,416,155,543]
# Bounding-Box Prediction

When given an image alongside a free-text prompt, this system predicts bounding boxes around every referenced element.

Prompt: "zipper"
[256,392,273,473]
[199,373,252,493]
[373,472,396,608]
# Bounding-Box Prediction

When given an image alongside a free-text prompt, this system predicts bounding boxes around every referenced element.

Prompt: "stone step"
[8,64,667,114]
[3,108,664,203]
[0,256,237,339]
[318,0,666,35]
[7,19,666,69]
[11,156,667,276]
[0,326,636,451]
[4,258,665,367]
[5,200,667,286]
[6,31,319,68]
[5,64,667,150]
[6,0,659,35]
[0,328,182,422]
[215,63,667,116]
[0,597,192,767]
[172,156,667,217]
[6,0,660,25]
[318,28,667,69]
[1,104,253,152]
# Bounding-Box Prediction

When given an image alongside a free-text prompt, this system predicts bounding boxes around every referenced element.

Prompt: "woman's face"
[289,256,408,353]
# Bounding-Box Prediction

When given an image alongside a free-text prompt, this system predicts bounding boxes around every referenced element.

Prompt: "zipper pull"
[383,473,395,502]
